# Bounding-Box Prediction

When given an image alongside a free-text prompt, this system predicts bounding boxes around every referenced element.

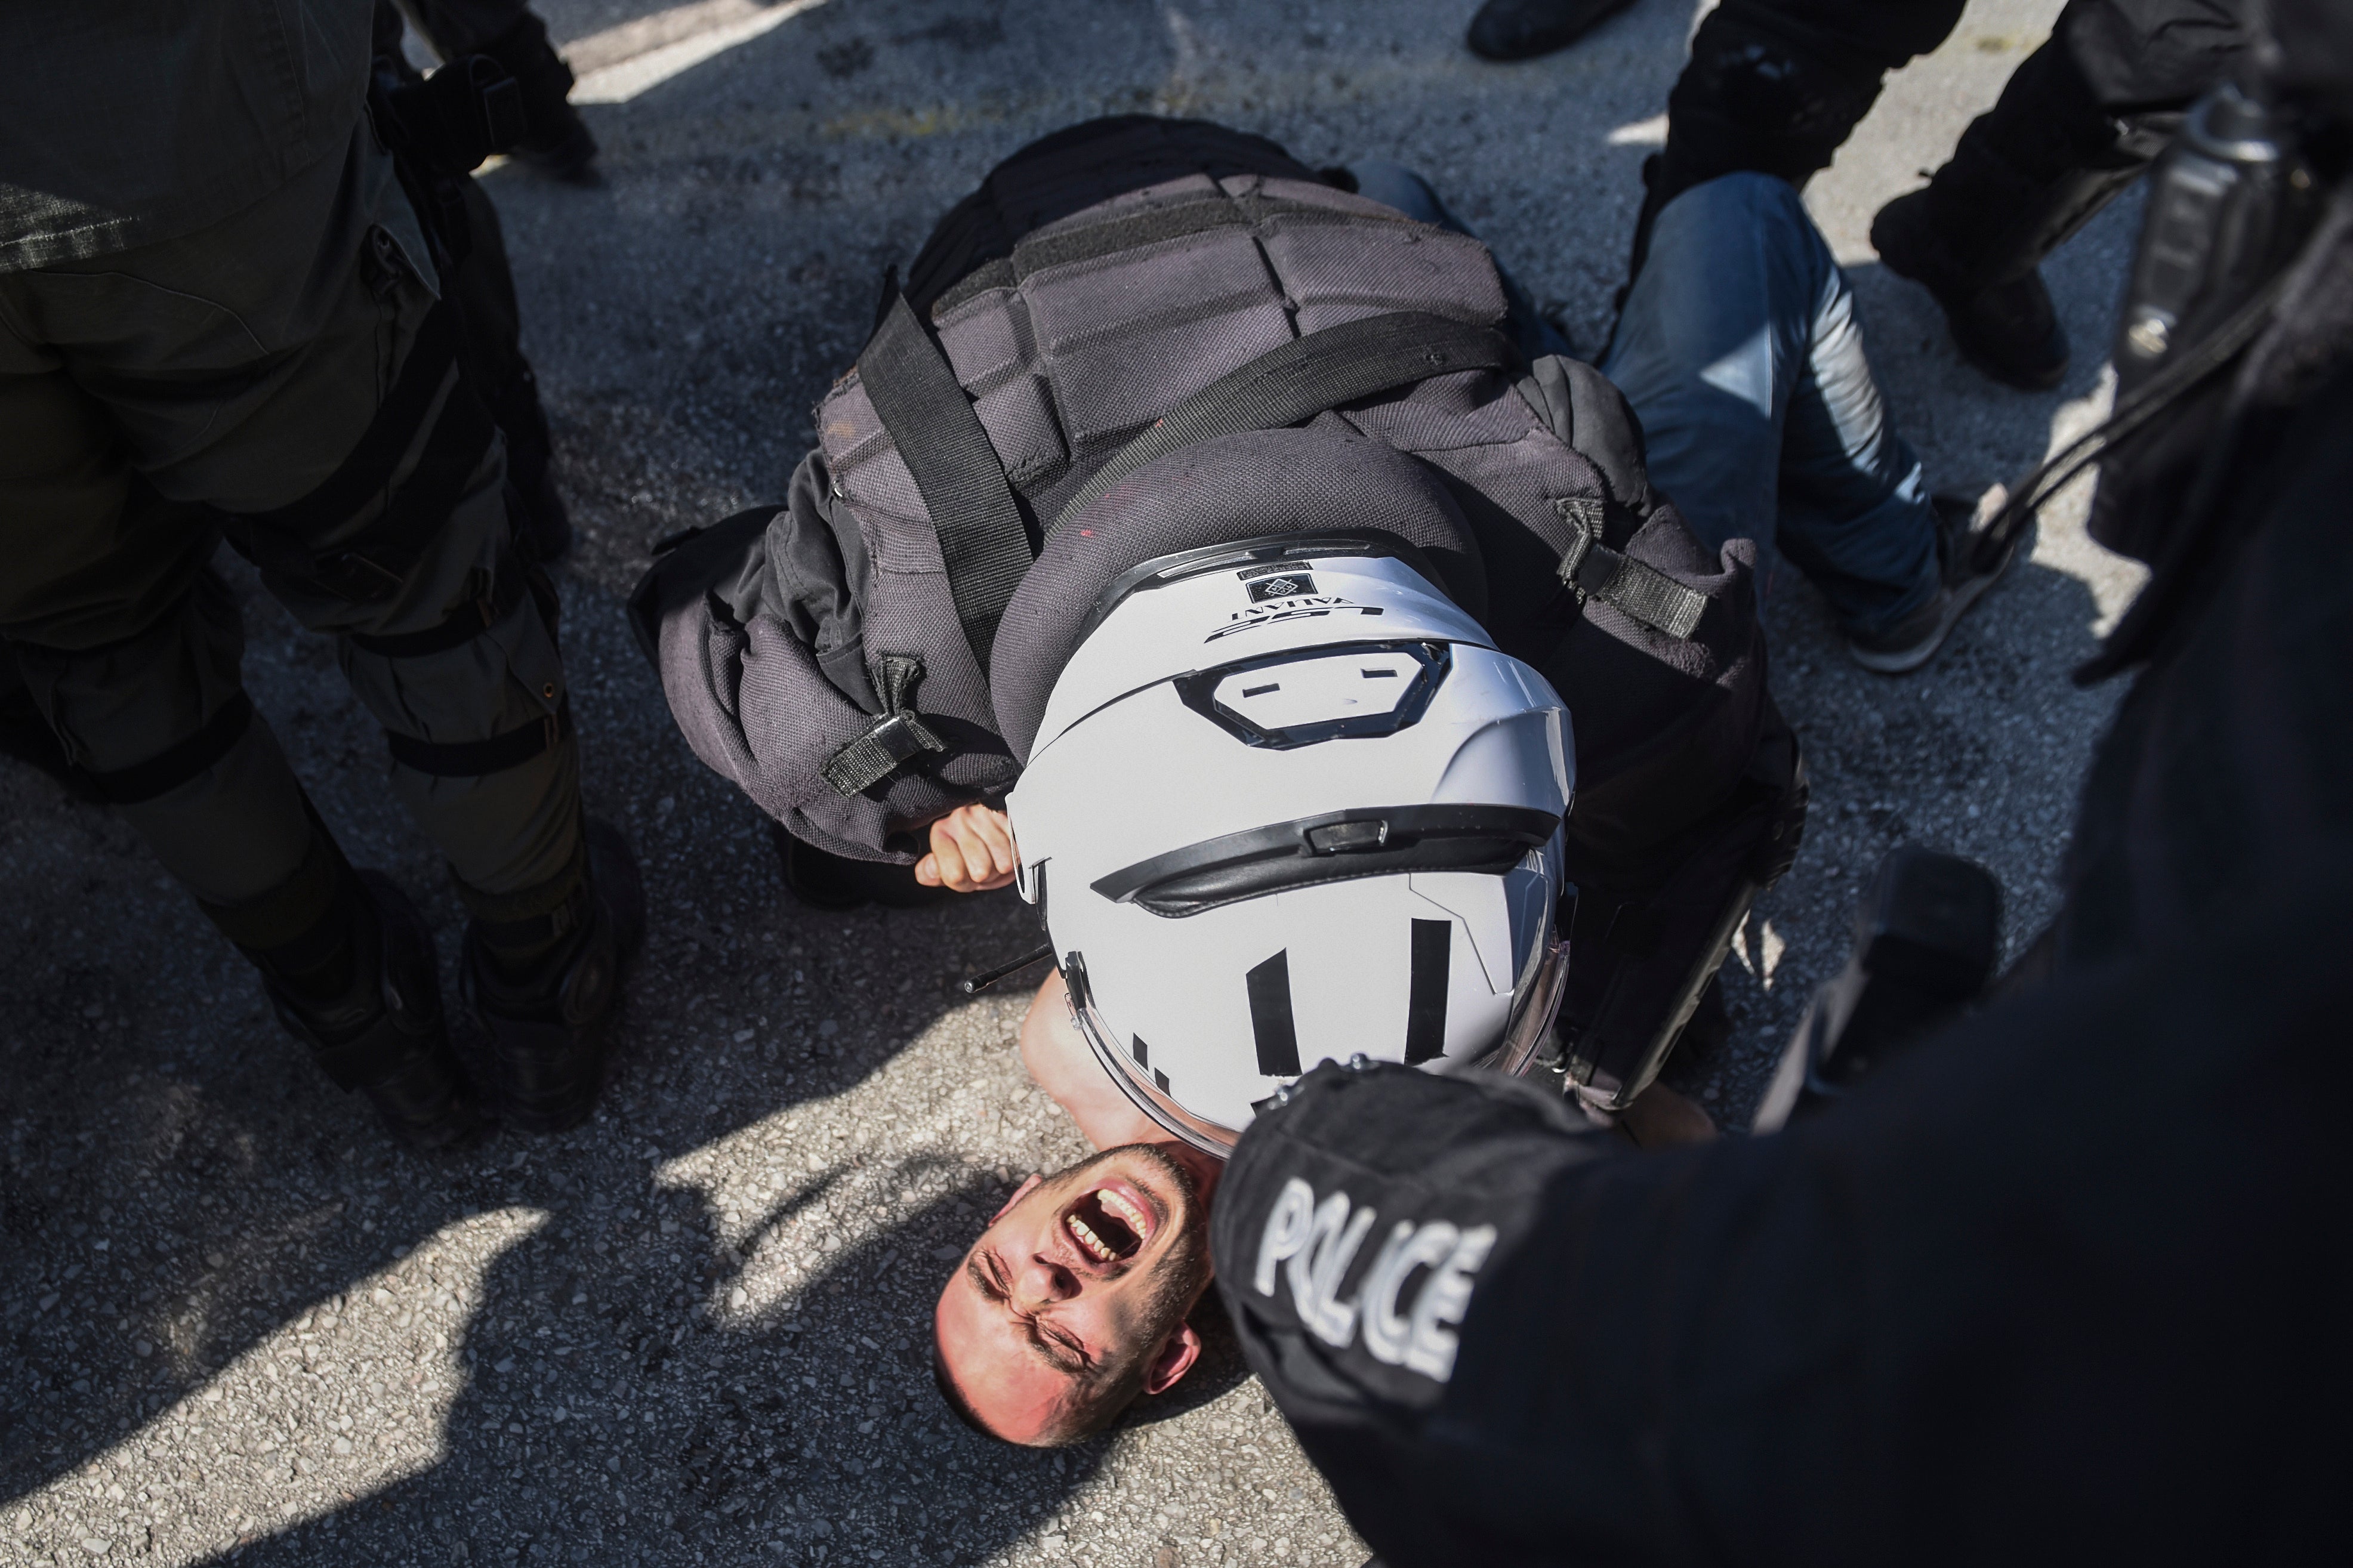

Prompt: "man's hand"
[914,804,1017,891]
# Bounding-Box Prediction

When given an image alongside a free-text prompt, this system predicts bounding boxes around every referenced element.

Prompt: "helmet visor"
[1062,956,1241,1156]
[1059,925,1573,1159]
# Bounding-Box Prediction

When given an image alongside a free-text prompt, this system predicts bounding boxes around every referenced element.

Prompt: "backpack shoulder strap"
[855,289,1039,674]
[1050,311,1514,535]
[856,305,1514,687]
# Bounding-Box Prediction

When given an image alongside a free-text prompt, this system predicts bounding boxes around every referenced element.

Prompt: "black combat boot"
[460,819,644,1134]
[477,13,598,183]
[1871,192,2071,391]
[1466,0,1639,62]
[1869,41,2170,391]
[226,857,490,1152]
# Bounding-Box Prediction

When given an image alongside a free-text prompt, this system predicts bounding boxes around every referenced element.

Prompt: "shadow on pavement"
[215,1174,1107,1566]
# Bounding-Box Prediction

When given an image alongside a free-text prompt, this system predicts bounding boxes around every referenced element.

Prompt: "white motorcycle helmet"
[1007,533,1575,1155]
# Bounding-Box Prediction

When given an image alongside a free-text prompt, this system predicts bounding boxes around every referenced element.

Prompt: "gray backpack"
[631,117,1805,1108]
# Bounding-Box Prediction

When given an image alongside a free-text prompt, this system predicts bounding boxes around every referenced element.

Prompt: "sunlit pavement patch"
[9,1210,535,1564]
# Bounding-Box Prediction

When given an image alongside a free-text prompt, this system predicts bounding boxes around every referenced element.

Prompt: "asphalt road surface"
[2,1,2147,1564]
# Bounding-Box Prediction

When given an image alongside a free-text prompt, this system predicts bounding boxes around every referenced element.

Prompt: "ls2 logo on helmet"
[1251,1177,1495,1382]
[1246,573,1318,603]
[1205,598,1386,644]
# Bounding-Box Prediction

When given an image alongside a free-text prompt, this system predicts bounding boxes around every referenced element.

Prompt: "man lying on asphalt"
[627,112,2005,1444]
[633,116,1803,1147]
[903,125,2016,1443]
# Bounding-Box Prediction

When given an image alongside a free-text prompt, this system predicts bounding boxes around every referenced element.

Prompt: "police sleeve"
[1210,1061,1630,1564]
[1214,871,2353,1568]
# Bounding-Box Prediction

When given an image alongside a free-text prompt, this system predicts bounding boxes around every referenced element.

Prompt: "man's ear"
[992,1174,1044,1223]
[1140,1320,1202,1396]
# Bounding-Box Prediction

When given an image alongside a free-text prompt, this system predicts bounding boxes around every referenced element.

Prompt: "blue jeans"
[1602,174,1940,635]
[1353,163,1939,637]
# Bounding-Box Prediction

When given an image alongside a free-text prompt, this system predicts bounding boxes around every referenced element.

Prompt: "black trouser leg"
[1627,0,1970,288]
[197,795,492,1150]
[1905,0,2255,291]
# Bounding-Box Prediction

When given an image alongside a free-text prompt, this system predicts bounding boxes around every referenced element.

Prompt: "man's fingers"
[961,807,1019,879]
[926,821,978,892]
[921,807,1018,894]
[940,808,1015,890]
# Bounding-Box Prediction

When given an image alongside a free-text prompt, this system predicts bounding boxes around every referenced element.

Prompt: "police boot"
[224,857,490,1153]
[1465,0,1637,62]
[1869,44,2169,391]
[1870,192,2074,391]
[460,819,644,1134]
[479,13,598,183]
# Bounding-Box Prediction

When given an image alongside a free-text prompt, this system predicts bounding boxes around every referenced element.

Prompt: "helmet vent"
[1174,641,1453,751]
[1207,649,1429,738]
[1091,804,1561,918]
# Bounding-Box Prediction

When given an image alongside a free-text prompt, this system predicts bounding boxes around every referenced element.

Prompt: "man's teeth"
[1096,1187,1149,1236]
[1066,1213,1119,1263]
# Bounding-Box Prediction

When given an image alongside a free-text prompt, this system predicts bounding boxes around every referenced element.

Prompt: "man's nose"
[1013,1254,1078,1307]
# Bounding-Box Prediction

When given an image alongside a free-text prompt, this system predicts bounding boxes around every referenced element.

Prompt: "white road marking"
[570,0,834,105]
[1607,113,1669,147]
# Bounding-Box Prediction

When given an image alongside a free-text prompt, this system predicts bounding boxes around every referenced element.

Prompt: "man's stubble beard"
[1058,1142,1214,1331]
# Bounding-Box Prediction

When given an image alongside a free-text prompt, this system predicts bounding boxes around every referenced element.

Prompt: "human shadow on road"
[210,1155,1114,1567]
[0,719,1081,1544]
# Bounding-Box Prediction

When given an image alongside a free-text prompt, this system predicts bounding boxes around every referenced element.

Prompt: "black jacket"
[1214,868,2351,1566]
[1211,158,2353,1568]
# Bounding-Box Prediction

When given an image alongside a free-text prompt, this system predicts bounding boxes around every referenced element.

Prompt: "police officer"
[0,2,642,1148]
[1208,4,2353,1558]
[1624,0,2254,390]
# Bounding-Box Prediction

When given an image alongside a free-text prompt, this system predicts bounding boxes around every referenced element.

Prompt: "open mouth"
[1062,1181,1156,1268]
